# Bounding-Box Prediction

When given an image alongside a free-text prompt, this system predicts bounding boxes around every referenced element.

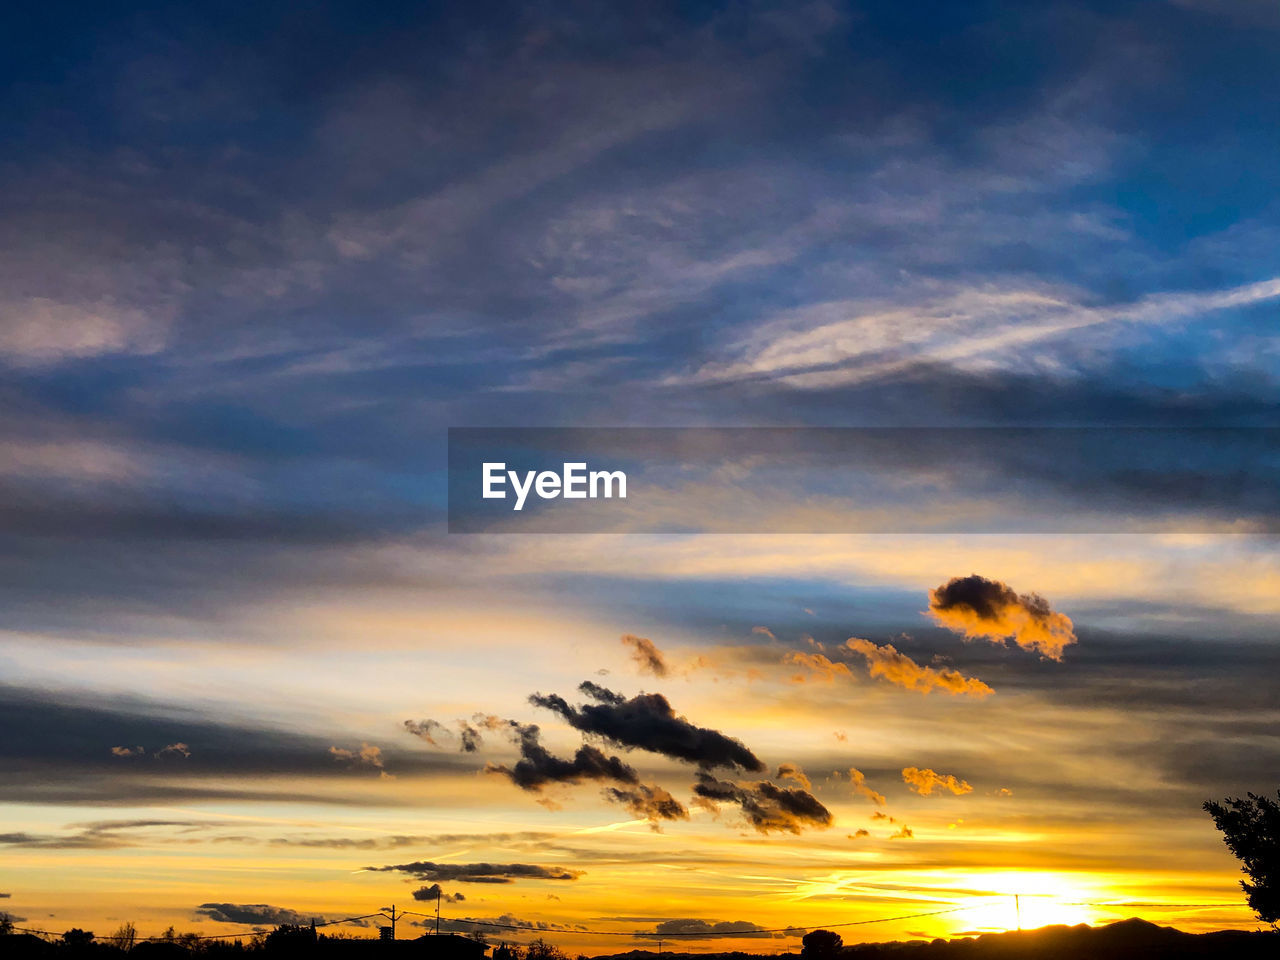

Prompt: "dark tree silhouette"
[801,929,843,960]
[1205,789,1280,924]
[524,938,568,960]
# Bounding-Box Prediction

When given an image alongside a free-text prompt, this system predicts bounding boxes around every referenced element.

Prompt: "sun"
[947,872,1103,933]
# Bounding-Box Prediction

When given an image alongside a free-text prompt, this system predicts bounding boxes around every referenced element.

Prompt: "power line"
[401,902,987,937]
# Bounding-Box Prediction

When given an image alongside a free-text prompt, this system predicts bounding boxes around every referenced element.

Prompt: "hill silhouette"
[4,919,1278,959]
[593,919,1278,960]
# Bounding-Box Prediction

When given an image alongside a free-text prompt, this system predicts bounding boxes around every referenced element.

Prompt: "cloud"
[845,638,994,697]
[110,746,145,757]
[776,762,812,791]
[849,829,870,839]
[0,683,470,807]
[621,634,669,677]
[603,783,690,827]
[0,296,169,365]
[153,743,191,759]
[1,819,228,850]
[485,720,640,791]
[902,766,973,797]
[848,768,886,806]
[195,903,320,926]
[366,862,582,883]
[0,831,124,850]
[404,716,498,753]
[889,825,914,839]
[329,743,390,777]
[422,914,587,935]
[681,277,1280,390]
[403,719,448,747]
[529,682,765,772]
[928,574,1077,660]
[692,772,833,834]
[412,884,466,903]
[639,919,772,940]
[784,651,853,683]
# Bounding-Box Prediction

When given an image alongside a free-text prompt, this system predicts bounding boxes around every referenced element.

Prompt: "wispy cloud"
[846,638,994,697]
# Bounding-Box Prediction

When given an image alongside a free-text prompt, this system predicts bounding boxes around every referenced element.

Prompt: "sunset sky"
[3,0,1280,952]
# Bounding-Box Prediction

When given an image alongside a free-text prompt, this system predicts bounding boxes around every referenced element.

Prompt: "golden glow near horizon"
[2,534,1271,952]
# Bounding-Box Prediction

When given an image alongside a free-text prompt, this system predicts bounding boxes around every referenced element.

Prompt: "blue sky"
[2,0,1279,947]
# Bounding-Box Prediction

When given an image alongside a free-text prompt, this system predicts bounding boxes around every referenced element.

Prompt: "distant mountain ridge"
[590,918,1279,960]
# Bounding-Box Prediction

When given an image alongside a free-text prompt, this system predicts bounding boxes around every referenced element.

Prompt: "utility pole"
[1014,895,1021,931]
[381,905,405,940]
[435,892,441,935]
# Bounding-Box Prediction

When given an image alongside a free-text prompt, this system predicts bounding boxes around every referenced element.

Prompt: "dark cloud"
[258,831,553,850]
[621,634,669,677]
[929,574,1076,660]
[195,903,320,926]
[412,884,465,903]
[639,919,773,940]
[405,715,505,753]
[485,719,640,792]
[366,862,582,883]
[418,914,587,935]
[529,683,764,772]
[603,783,689,826]
[0,684,465,806]
[1,819,242,850]
[403,719,448,747]
[692,772,833,835]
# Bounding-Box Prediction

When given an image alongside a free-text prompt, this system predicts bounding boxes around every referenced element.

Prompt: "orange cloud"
[902,766,972,796]
[784,650,853,683]
[928,574,1076,660]
[621,634,669,677]
[848,767,886,806]
[776,762,812,791]
[330,743,392,778]
[845,638,993,697]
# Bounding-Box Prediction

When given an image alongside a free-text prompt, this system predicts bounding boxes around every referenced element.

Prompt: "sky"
[2,0,1280,951]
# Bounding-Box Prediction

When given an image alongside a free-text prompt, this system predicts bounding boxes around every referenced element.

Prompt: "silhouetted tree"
[108,922,138,951]
[524,937,568,960]
[0,913,15,937]
[801,929,843,960]
[62,929,95,947]
[493,941,523,960]
[262,924,317,953]
[1205,789,1280,924]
